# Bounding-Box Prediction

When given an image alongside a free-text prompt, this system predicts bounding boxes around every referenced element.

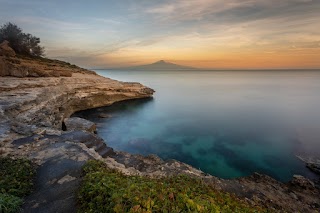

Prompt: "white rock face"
[0,73,154,153]
[0,72,154,133]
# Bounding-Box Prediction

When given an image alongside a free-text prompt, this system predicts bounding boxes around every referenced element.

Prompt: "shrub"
[0,157,35,197]
[0,22,44,57]
[78,160,265,213]
[0,193,23,213]
[0,157,35,213]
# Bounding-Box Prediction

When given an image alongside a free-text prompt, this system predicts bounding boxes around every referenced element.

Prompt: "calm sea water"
[76,70,320,182]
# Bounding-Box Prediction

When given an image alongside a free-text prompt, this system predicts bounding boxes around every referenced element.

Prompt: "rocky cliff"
[0,49,319,212]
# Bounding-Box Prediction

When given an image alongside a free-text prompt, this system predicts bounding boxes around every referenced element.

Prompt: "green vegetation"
[0,194,23,213]
[78,160,265,213]
[0,157,35,213]
[0,22,44,57]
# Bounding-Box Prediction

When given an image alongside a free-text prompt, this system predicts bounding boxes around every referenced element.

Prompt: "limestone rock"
[64,117,97,133]
[0,40,16,57]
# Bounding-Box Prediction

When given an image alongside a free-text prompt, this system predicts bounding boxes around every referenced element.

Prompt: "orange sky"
[2,0,319,69]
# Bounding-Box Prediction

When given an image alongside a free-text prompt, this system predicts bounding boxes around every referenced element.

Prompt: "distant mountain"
[119,60,197,71]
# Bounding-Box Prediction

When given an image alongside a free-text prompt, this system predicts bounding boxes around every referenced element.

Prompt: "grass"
[0,157,35,213]
[78,160,265,213]
[0,194,23,213]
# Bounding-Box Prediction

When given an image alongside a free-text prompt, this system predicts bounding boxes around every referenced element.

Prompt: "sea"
[75,69,320,182]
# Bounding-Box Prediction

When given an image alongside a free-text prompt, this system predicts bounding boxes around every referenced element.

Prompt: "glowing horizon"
[1,0,319,69]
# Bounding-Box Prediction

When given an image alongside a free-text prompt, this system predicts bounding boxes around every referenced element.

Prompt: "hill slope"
[121,60,197,71]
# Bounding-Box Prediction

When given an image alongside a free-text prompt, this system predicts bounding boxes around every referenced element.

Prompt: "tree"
[0,22,45,57]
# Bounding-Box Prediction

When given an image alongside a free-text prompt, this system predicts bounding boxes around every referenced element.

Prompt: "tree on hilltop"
[0,22,44,57]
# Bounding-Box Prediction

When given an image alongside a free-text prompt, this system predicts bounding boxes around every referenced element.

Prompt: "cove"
[74,70,320,182]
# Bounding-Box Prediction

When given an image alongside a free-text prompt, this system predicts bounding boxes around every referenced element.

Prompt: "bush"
[0,22,44,57]
[78,160,265,213]
[0,193,23,213]
[0,157,35,213]
[0,157,35,197]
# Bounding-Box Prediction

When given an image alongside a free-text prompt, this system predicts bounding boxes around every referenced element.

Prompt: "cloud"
[143,0,319,25]
[1,0,318,68]
[89,17,124,25]
[13,16,89,31]
[146,4,175,14]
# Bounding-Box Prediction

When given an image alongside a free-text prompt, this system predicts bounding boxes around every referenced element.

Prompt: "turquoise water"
[76,70,320,182]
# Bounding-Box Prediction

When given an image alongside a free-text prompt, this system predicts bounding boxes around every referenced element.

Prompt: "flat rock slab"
[60,130,103,144]
[21,142,92,213]
[63,117,96,133]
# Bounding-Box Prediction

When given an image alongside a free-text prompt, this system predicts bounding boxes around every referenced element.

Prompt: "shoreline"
[1,54,319,212]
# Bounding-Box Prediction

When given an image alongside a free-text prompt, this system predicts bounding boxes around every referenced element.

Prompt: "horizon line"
[92,67,320,71]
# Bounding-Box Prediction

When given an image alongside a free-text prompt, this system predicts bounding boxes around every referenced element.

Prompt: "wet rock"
[306,163,320,175]
[296,155,320,176]
[63,117,96,133]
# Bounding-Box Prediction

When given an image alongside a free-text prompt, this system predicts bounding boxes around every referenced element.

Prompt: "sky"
[0,0,319,69]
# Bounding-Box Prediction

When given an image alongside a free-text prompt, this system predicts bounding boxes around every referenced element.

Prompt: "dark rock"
[99,147,115,158]
[63,117,96,133]
[98,113,111,118]
[21,142,92,213]
[12,135,37,146]
[306,163,320,175]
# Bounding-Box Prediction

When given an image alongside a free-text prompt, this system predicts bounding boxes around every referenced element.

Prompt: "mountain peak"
[122,60,197,71]
[153,60,167,64]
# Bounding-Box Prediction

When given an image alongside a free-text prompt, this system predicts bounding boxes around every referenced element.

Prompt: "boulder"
[0,40,16,57]
[63,117,97,133]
